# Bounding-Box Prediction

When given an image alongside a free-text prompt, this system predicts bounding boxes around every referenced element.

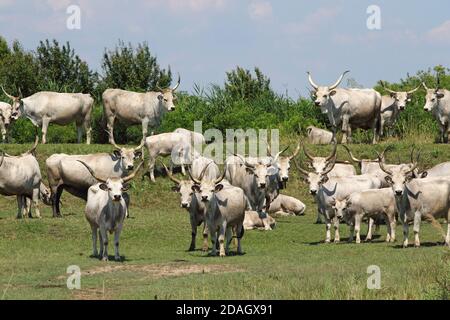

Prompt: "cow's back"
[0,154,41,196]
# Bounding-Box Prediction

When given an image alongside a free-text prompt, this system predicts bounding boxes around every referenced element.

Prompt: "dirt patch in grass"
[79,262,240,278]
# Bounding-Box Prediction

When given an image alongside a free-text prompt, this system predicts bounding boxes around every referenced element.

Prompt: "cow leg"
[52,185,63,217]
[225,227,233,255]
[114,225,122,261]
[348,221,355,243]
[84,115,92,145]
[106,115,116,144]
[41,117,50,144]
[235,224,244,255]
[189,215,197,251]
[91,226,98,257]
[99,231,104,258]
[16,196,24,219]
[341,117,350,144]
[401,214,409,248]
[354,214,362,243]
[445,210,450,247]
[76,122,83,144]
[325,218,332,243]
[366,218,374,241]
[315,208,323,224]
[208,226,218,256]
[218,221,227,257]
[331,126,338,144]
[333,217,340,243]
[148,156,156,182]
[202,222,209,252]
[413,211,421,248]
[141,118,149,140]
[99,227,109,261]
[32,188,41,218]
[0,122,6,142]
[259,210,272,231]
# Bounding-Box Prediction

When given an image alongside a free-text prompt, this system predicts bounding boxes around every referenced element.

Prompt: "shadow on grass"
[391,241,445,249]
[88,254,129,262]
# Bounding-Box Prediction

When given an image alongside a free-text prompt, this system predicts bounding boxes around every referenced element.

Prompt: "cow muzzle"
[201,196,209,202]
[259,183,266,189]
[127,165,134,170]
[181,202,189,208]
[314,101,321,106]
[310,190,317,196]
[394,190,403,196]
[113,195,122,201]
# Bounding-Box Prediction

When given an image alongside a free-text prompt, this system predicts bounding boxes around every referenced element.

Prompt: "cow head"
[39,182,52,206]
[111,139,145,171]
[1,86,21,120]
[307,71,349,109]
[188,164,227,203]
[267,144,298,187]
[78,160,143,203]
[423,79,445,112]
[381,81,420,111]
[157,74,180,112]
[236,154,277,189]
[161,161,195,209]
[0,104,12,127]
[378,147,419,196]
[294,157,336,196]
[303,142,337,174]
[331,197,351,220]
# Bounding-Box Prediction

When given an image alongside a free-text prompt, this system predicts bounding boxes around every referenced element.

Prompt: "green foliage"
[101,40,172,92]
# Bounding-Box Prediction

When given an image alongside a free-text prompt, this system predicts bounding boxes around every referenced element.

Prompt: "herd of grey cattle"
[0,71,449,261]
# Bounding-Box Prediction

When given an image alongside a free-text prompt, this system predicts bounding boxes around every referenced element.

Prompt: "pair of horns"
[78,160,144,184]
[307,71,350,91]
[381,81,420,95]
[156,74,180,92]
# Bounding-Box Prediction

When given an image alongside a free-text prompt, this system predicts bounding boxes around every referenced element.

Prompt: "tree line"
[0,36,448,144]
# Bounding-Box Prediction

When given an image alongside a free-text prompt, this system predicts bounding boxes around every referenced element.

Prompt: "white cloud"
[248,1,272,21]
[144,0,226,13]
[284,6,341,36]
[426,20,450,44]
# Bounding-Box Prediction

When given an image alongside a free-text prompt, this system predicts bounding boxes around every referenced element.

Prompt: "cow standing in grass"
[423,78,450,143]
[79,160,143,261]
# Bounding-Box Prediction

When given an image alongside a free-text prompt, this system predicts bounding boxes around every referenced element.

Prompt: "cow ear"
[113,150,121,158]
[437,93,445,99]
[134,151,142,159]
[121,183,130,192]
[191,184,200,192]
[171,185,180,192]
[158,94,164,101]
[321,175,329,183]
[99,183,109,191]
[420,171,428,178]
[390,92,396,98]
[329,90,337,96]
[214,183,223,192]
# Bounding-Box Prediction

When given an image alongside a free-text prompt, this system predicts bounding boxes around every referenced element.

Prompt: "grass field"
[0,141,449,300]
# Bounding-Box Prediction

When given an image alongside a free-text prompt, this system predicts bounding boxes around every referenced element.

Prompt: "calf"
[268,194,306,216]
[244,211,276,230]
[306,126,333,144]
[333,188,397,243]
[79,160,143,261]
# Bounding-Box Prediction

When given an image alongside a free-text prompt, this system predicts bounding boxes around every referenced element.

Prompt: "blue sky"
[1,0,449,97]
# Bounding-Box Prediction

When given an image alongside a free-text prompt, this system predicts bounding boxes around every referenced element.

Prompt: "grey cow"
[423,77,450,143]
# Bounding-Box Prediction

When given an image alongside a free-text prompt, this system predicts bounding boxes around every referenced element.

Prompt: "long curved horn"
[342,145,362,164]
[322,156,336,176]
[306,72,319,90]
[105,129,121,149]
[134,138,145,151]
[293,158,311,176]
[376,149,393,176]
[303,145,315,161]
[234,153,255,169]
[329,70,350,90]
[123,161,144,183]
[187,167,201,184]
[325,142,337,162]
[422,82,429,90]
[172,74,180,91]
[0,151,4,167]
[272,146,289,164]
[1,86,17,100]
[380,81,397,94]
[214,166,227,184]
[77,161,107,183]
[409,146,416,164]
[24,135,39,155]
[407,85,421,95]
[159,160,181,184]
[288,143,301,160]
[198,162,212,182]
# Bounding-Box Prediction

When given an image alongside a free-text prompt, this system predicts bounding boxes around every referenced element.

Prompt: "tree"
[224,66,273,101]
[35,39,97,93]
[100,40,171,92]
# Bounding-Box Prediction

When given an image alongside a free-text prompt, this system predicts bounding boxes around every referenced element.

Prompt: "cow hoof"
[202,246,208,252]
[102,256,109,261]
[325,240,331,244]
[365,238,372,242]
[114,256,121,262]
[188,247,195,252]
[334,239,340,244]
[219,252,226,257]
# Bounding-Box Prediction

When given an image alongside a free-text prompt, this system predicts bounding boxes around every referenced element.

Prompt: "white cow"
[244,211,276,230]
[0,100,16,142]
[0,136,51,218]
[80,160,143,261]
[423,79,450,143]
[307,71,382,144]
[268,194,306,216]
[2,88,94,144]
[103,76,180,144]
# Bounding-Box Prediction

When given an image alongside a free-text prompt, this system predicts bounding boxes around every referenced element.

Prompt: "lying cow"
[0,136,51,218]
[268,194,306,216]
[244,211,276,230]
[306,126,333,145]
[80,160,143,261]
